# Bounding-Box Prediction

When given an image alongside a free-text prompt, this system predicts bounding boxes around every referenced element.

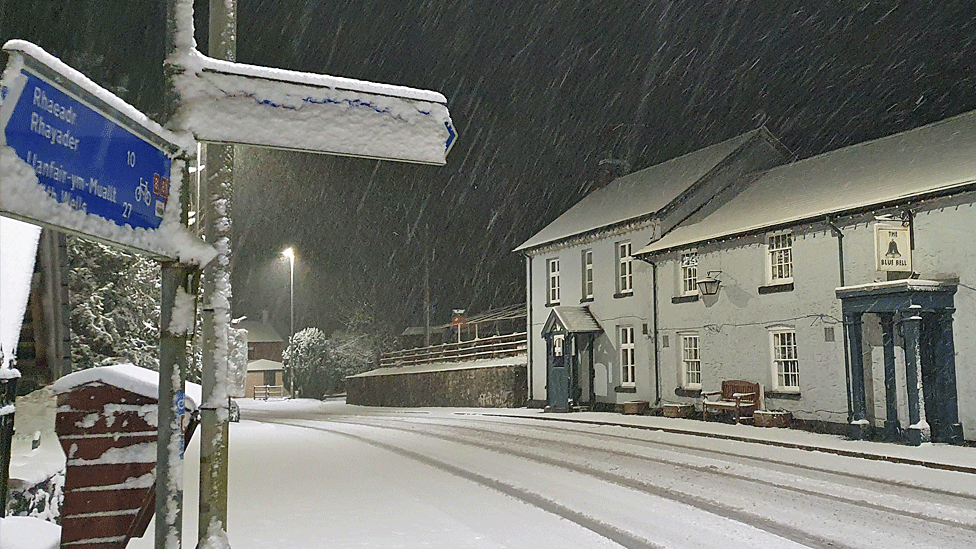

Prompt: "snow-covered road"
[133,400,976,548]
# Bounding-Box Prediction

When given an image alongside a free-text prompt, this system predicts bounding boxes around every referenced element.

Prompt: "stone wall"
[347,364,527,408]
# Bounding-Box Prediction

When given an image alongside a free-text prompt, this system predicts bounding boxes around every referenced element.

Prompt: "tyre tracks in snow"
[419,413,976,525]
[262,416,864,549]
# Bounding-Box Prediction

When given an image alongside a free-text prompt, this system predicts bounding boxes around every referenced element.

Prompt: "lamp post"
[282,247,295,397]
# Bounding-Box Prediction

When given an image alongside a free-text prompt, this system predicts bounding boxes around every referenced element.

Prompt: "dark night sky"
[4,1,976,339]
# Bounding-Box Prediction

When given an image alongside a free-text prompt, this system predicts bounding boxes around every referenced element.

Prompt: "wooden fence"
[254,385,285,400]
[380,332,527,368]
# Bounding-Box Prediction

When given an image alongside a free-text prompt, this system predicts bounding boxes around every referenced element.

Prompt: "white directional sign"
[177,55,456,165]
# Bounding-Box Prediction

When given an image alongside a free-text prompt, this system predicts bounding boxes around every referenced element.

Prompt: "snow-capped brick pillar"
[51,365,200,549]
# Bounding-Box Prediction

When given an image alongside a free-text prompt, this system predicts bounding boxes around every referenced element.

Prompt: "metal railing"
[380,332,527,368]
[254,385,284,400]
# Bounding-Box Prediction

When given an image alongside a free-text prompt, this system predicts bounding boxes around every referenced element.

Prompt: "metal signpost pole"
[156,258,192,549]
[199,0,236,539]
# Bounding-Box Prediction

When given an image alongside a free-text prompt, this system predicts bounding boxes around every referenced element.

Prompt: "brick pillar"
[55,384,159,549]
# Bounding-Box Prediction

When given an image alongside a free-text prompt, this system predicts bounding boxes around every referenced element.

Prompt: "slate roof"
[246,359,284,372]
[543,306,603,334]
[238,320,283,343]
[514,129,765,252]
[638,109,976,256]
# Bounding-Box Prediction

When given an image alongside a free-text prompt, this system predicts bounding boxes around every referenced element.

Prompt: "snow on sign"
[176,52,456,165]
[0,41,211,263]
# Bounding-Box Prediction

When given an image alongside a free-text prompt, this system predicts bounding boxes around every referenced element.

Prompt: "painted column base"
[849,421,871,441]
[945,423,964,445]
[906,427,923,447]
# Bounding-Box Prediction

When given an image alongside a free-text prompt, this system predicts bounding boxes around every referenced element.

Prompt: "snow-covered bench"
[702,380,760,423]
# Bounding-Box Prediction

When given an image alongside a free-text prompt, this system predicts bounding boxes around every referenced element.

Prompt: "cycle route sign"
[0,42,180,237]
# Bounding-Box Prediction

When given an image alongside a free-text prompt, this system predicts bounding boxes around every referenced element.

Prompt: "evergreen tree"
[282,327,329,399]
[68,236,161,371]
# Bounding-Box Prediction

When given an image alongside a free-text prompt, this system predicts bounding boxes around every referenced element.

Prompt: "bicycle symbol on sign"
[134,179,151,206]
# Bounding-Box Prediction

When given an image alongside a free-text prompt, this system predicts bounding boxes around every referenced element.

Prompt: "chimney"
[583,158,630,195]
[261,309,269,324]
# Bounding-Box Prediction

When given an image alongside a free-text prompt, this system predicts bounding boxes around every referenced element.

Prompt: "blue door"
[547,334,569,410]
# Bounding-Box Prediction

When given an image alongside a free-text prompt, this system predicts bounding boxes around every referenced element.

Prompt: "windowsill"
[545,302,560,308]
[758,282,794,295]
[674,387,702,397]
[671,294,700,304]
[614,385,637,393]
[766,390,801,399]
[613,292,634,299]
[580,297,594,303]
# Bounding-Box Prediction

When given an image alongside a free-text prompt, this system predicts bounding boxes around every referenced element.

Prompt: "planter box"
[754,410,793,428]
[622,400,649,415]
[662,403,697,418]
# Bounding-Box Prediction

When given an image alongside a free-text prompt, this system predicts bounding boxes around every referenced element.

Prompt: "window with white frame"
[766,231,793,283]
[547,258,560,304]
[679,332,701,388]
[552,334,564,357]
[680,252,698,295]
[620,325,636,386]
[582,249,594,300]
[770,328,800,391]
[617,241,633,295]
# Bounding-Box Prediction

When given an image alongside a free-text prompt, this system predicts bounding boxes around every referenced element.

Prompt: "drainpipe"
[651,262,661,406]
[525,254,533,400]
[827,217,853,423]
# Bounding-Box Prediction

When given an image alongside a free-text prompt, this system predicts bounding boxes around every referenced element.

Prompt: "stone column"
[845,312,869,440]
[901,306,929,446]
[880,313,899,440]
[934,308,963,444]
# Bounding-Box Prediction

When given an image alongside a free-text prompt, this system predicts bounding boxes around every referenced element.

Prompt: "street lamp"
[282,247,295,397]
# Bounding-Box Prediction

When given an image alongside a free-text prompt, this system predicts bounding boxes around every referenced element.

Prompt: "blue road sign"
[1,67,172,231]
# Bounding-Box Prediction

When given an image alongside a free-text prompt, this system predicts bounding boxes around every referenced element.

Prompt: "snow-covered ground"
[116,399,976,549]
[6,395,975,548]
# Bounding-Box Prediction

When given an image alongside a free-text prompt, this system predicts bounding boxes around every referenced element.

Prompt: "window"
[547,258,560,304]
[680,252,698,295]
[680,332,701,388]
[620,326,636,386]
[553,334,564,357]
[617,241,633,295]
[766,231,793,283]
[770,328,800,391]
[581,249,593,300]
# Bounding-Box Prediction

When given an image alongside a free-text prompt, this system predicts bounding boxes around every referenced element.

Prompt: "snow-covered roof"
[514,130,763,252]
[50,364,201,411]
[0,217,40,368]
[543,306,602,335]
[247,359,284,372]
[238,321,284,343]
[638,109,976,256]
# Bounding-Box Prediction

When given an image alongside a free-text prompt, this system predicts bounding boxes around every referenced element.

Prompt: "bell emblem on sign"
[885,239,901,258]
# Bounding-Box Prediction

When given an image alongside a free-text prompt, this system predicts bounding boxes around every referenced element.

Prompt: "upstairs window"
[620,325,636,386]
[680,252,698,295]
[581,249,594,300]
[617,241,633,295]
[547,258,560,305]
[766,231,793,284]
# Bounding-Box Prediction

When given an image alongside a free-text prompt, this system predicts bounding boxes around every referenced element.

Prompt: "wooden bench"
[702,380,761,423]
